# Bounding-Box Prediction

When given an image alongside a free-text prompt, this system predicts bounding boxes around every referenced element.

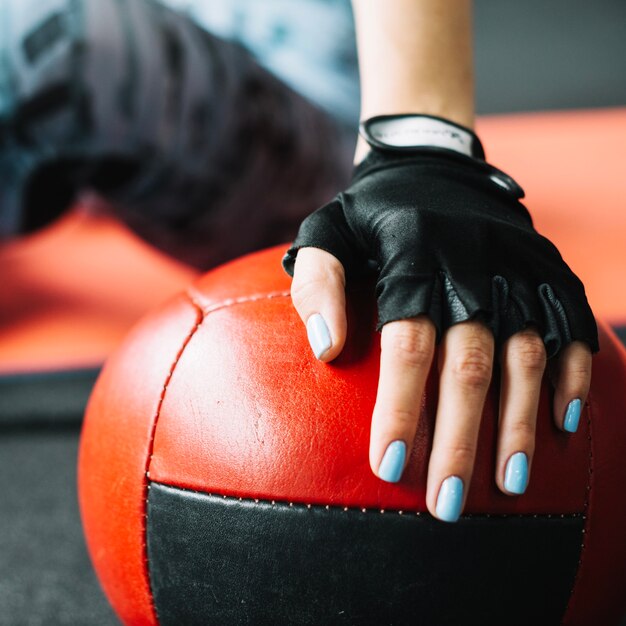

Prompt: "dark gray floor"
[0,370,98,428]
[0,430,119,626]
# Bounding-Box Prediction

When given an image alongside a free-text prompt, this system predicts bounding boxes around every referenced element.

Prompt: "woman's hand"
[291,249,592,520]
[285,0,598,522]
[283,120,597,522]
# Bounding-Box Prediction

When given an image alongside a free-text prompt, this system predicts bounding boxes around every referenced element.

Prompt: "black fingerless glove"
[282,114,598,357]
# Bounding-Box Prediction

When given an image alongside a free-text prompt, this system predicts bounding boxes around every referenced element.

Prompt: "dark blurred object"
[0,369,98,428]
[0,0,352,267]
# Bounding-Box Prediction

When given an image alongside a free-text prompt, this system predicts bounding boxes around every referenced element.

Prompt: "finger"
[370,317,436,483]
[496,328,546,496]
[290,247,347,362]
[427,321,495,522]
[551,341,592,434]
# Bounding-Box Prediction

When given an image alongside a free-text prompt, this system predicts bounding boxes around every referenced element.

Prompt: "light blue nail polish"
[564,398,582,433]
[436,476,464,523]
[306,313,332,359]
[504,452,529,495]
[378,440,406,483]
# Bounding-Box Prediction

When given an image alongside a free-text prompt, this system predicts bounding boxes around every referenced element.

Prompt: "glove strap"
[360,114,485,160]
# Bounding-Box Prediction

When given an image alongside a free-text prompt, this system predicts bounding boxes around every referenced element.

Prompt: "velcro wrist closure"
[360,114,485,160]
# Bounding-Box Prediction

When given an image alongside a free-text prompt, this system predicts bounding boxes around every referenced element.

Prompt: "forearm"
[352,0,474,161]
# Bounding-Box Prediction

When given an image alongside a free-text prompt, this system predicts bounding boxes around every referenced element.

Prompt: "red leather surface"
[78,295,201,626]
[562,326,626,626]
[149,246,591,514]
[80,243,626,623]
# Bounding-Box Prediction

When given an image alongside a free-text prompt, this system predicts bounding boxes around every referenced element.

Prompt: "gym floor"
[1,1,625,624]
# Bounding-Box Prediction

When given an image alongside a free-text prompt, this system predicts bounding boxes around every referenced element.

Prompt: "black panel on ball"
[147,482,582,626]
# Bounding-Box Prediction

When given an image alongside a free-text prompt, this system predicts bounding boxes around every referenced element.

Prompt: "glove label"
[361,115,482,158]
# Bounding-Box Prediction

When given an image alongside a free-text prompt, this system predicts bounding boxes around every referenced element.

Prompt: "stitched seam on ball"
[142,300,204,626]
[186,286,291,315]
[561,394,594,624]
[150,481,585,519]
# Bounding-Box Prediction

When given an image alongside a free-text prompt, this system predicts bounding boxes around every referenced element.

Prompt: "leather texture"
[147,482,583,626]
[151,247,591,515]
[561,325,626,626]
[78,294,202,626]
[282,145,599,358]
[79,245,626,625]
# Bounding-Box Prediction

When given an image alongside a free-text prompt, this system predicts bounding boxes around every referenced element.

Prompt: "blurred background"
[0,0,625,624]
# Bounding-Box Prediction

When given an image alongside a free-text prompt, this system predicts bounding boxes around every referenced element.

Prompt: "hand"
[283,125,597,522]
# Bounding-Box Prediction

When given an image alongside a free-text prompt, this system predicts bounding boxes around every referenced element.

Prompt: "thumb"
[289,247,347,361]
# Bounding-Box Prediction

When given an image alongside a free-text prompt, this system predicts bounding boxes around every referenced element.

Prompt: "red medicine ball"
[79,245,626,626]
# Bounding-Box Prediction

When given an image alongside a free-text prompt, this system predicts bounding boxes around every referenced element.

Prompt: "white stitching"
[186,286,291,315]
[149,481,585,519]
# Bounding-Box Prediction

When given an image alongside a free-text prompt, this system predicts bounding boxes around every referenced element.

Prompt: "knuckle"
[510,334,547,374]
[565,361,592,379]
[561,363,592,391]
[451,346,493,387]
[384,407,420,429]
[506,421,536,447]
[385,325,434,369]
[562,378,591,401]
[439,439,476,467]
[290,272,340,308]
[290,275,322,302]
[289,281,315,312]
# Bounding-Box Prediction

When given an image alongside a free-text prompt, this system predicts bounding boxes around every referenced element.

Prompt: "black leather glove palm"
[283,128,598,357]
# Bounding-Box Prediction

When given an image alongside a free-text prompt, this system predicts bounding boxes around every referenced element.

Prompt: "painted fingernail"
[563,398,582,433]
[306,313,332,359]
[504,452,529,495]
[378,440,406,483]
[435,476,464,523]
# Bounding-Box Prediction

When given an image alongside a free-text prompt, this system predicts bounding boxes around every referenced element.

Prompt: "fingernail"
[306,313,332,359]
[563,398,582,433]
[504,452,528,495]
[436,476,464,523]
[378,440,406,483]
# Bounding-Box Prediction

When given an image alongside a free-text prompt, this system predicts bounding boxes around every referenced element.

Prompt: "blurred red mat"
[0,107,624,375]
[0,206,198,374]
